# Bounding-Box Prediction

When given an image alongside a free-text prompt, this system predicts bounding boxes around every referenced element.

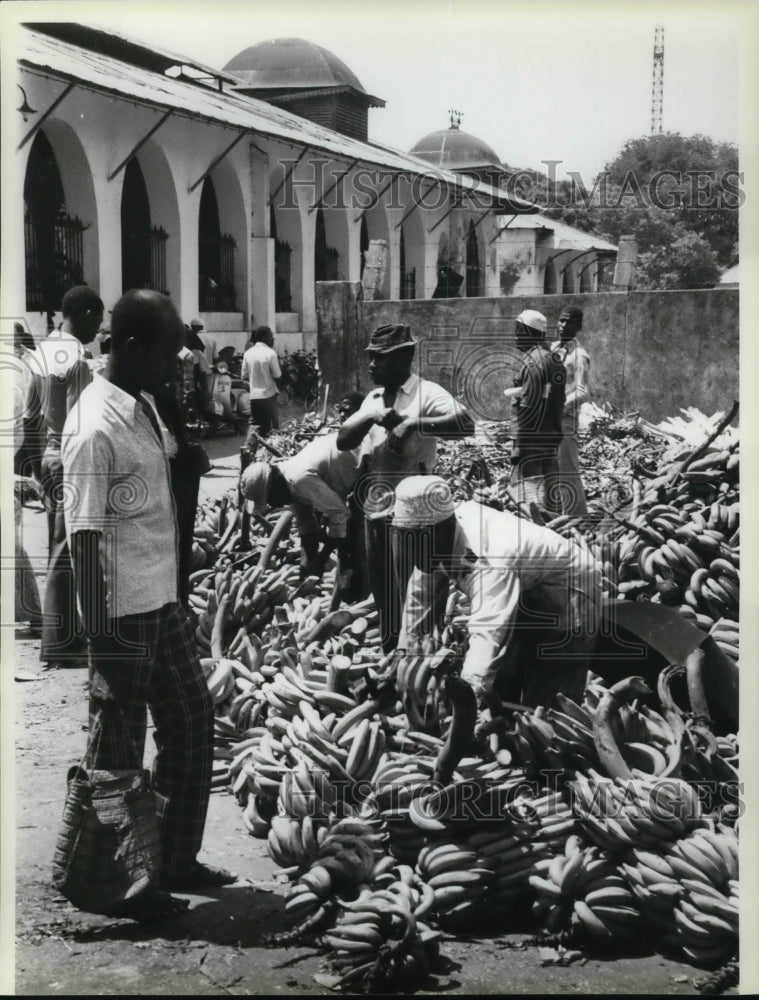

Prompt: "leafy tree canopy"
[502,133,740,289]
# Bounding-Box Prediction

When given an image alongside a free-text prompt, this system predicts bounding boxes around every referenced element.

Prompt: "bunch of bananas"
[190,494,230,569]
[396,641,456,735]
[708,617,739,663]
[571,772,703,851]
[321,869,442,993]
[622,825,738,967]
[416,842,494,928]
[530,835,640,939]
[508,695,681,782]
[267,814,323,872]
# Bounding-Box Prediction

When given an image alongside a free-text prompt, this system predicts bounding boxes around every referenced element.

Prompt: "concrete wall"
[315,287,738,423]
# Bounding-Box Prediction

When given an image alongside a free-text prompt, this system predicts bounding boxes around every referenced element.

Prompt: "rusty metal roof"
[18,24,536,213]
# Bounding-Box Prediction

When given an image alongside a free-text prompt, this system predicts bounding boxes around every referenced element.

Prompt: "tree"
[500,132,738,290]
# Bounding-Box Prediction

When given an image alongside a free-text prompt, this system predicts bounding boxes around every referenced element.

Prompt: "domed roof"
[409,123,501,171]
[223,37,367,93]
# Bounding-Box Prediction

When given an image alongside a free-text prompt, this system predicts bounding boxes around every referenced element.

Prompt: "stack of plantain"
[190,408,742,984]
[530,834,641,940]
[622,824,739,967]
[319,868,443,993]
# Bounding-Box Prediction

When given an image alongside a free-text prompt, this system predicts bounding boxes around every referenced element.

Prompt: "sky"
[5,0,747,180]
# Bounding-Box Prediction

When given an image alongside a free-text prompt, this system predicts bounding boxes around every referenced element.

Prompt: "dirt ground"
[8,429,730,996]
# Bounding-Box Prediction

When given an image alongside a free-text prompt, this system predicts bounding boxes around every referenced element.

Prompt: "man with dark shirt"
[510,309,565,516]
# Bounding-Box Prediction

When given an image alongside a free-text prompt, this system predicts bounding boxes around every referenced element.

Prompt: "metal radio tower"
[651,25,664,134]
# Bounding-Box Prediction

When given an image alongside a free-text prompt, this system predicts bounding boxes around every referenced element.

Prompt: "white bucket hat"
[516,309,547,335]
[391,475,456,528]
[240,462,272,511]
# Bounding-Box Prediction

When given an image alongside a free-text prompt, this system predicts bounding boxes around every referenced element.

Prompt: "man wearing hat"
[190,317,217,369]
[392,475,601,766]
[551,306,590,515]
[337,324,474,651]
[510,309,565,516]
[240,391,366,594]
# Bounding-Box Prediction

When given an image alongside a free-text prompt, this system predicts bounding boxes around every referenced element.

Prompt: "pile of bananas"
[598,441,740,629]
[530,835,640,939]
[319,869,442,992]
[622,825,739,967]
[571,772,703,852]
[189,408,742,985]
[416,841,494,928]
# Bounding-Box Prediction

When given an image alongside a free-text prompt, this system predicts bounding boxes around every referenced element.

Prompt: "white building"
[408,119,617,297]
[10,24,615,353]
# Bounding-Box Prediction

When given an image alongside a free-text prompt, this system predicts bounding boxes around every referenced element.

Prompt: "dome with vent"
[409,123,502,172]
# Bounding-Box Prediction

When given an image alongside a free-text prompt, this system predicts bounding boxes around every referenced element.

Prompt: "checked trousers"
[87,602,214,876]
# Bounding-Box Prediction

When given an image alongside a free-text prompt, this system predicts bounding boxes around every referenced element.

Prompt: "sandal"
[116,890,190,923]
[161,861,237,892]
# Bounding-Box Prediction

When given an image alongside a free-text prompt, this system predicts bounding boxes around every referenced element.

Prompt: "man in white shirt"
[24,285,103,668]
[62,289,235,917]
[393,476,601,772]
[240,392,365,592]
[241,326,282,445]
[337,324,474,651]
[551,307,591,515]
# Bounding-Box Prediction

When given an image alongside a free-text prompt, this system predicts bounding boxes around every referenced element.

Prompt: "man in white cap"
[392,475,600,756]
[510,310,565,516]
[337,324,474,651]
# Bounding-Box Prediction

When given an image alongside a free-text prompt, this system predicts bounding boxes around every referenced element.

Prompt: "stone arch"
[269,167,304,316]
[23,120,99,311]
[561,261,574,294]
[400,202,426,299]
[128,140,181,299]
[579,259,594,292]
[361,200,391,297]
[465,220,481,297]
[200,157,247,313]
[543,259,557,294]
[318,204,351,281]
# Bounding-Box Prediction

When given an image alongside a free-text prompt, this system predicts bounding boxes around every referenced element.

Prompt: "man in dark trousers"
[61,289,235,919]
[24,285,103,668]
[510,309,565,516]
[336,324,474,651]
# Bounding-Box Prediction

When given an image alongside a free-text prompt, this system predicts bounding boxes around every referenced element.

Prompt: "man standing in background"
[551,306,590,515]
[510,309,565,517]
[242,325,282,444]
[191,317,217,369]
[24,285,103,668]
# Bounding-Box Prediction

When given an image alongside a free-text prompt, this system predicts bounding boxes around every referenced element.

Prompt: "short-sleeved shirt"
[242,343,281,399]
[26,329,92,453]
[550,338,591,434]
[198,333,217,368]
[355,373,459,517]
[512,344,565,460]
[279,433,361,538]
[61,375,179,618]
